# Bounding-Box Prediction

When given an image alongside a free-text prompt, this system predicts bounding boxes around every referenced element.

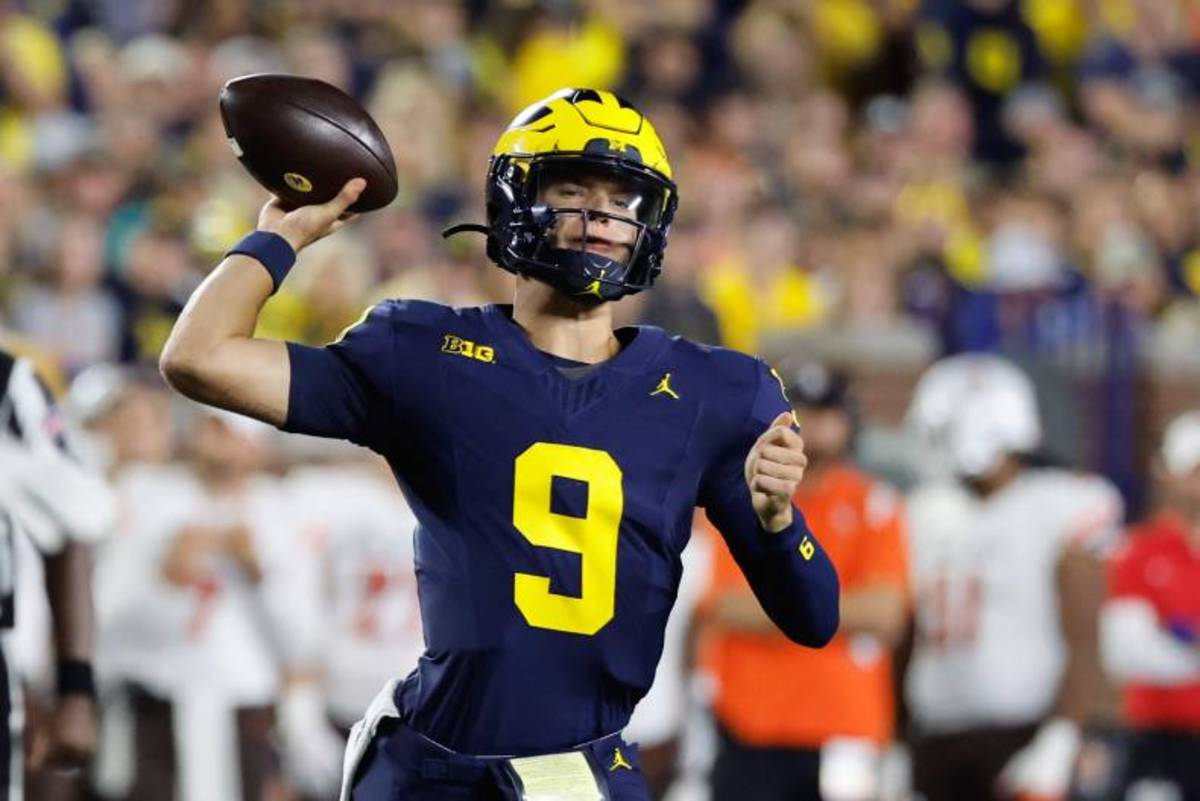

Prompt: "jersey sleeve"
[697,357,840,647]
[0,357,115,549]
[1057,474,1124,556]
[283,303,397,451]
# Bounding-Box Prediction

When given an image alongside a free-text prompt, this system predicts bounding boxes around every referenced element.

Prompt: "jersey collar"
[482,304,667,377]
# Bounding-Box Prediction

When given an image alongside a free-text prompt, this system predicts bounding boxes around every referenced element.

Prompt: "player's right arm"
[159,179,366,427]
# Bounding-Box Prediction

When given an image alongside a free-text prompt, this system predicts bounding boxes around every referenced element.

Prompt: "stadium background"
[2,0,1200,799]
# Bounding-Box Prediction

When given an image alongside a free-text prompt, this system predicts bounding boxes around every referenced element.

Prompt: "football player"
[282,453,423,799]
[160,88,839,801]
[94,407,320,801]
[903,354,1122,801]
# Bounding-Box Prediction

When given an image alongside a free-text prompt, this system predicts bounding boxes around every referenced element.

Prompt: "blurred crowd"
[1,0,1200,384]
[4,0,1200,800]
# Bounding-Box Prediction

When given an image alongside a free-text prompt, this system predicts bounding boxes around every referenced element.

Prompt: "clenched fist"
[744,412,808,533]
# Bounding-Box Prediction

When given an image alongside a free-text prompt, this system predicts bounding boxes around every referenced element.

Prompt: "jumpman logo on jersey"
[610,747,633,772]
[650,372,680,399]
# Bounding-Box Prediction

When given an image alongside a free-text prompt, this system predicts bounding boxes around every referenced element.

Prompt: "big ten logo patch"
[441,334,496,363]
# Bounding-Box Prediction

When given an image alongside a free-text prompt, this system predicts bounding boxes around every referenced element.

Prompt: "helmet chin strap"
[441,223,490,238]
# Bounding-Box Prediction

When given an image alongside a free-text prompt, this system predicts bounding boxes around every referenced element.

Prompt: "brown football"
[218,73,398,213]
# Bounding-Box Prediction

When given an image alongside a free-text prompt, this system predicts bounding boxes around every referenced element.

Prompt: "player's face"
[538,170,643,264]
[963,452,1022,496]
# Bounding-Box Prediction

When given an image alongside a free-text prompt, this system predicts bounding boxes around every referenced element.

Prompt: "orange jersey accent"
[701,463,908,748]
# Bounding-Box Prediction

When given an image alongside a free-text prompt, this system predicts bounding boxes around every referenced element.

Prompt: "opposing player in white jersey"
[284,456,422,729]
[903,354,1122,801]
[281,453,423,799]
[95,406,323,801]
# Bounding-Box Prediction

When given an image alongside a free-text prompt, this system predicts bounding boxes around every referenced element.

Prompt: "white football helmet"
[907,354,1041,478]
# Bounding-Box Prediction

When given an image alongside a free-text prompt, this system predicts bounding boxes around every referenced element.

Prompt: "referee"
[0,346,114,799]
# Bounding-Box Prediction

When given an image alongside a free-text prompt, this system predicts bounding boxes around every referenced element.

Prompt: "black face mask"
[527,208,648,303]
[443,153,678,302]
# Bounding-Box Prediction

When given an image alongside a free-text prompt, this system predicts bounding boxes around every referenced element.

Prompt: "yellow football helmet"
[445,88,678,301]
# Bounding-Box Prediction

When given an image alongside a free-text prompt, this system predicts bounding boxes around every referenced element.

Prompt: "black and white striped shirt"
[0,349,113,627]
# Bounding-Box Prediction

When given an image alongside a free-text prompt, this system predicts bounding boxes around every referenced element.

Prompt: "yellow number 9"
[512,443,623,635]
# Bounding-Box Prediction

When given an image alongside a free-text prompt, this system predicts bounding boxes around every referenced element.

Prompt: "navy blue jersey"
[285,302,838,754]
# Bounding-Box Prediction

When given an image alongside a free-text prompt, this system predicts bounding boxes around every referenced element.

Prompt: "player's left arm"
[995,544,1101,799]
[1050,481,1125,723]
[701,361,839,648]
[1054,544,1106,724]
[998,479,1122,799]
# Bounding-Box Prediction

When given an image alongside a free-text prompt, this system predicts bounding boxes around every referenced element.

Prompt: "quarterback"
[161,88,839,800]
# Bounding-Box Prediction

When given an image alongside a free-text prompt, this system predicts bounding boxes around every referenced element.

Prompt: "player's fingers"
[759,443,807,467]
[325,178,366,217]
[761,425,806,453]
[754,459,805,483]
[756,420,792,447]
[755,412,793,442]
[751,474,795,497]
